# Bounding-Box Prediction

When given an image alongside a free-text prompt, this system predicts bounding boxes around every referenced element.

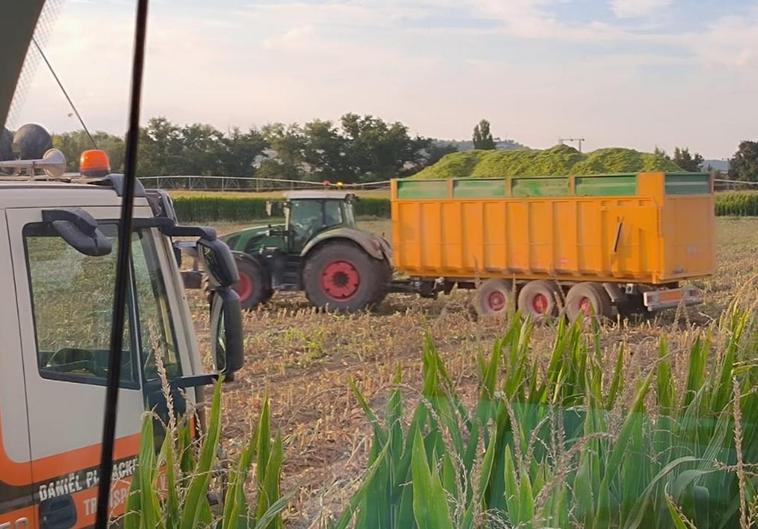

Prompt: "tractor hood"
[221,224,285,253]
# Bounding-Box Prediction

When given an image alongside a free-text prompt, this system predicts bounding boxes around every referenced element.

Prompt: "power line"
[32,36,97,148]
[558,137,586,152]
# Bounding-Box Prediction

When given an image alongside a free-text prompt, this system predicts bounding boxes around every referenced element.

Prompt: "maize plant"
[334,307,757,529]
[123,382,289,529]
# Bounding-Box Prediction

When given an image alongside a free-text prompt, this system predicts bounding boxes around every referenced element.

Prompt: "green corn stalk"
[125,381,288,529]
[334,310,758,529]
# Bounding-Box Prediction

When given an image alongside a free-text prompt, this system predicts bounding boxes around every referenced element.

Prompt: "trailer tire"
[517,280,562,319]
[303,241,382,312]
[565,282,613,322]
[473,279,514,317]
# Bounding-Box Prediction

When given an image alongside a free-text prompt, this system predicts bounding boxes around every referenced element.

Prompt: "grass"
[181,217,758,528]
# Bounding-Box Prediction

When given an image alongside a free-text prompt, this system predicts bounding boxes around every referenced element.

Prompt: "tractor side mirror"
[265,200,285,217]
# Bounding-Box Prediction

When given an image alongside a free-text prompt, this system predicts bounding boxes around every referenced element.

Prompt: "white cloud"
[467,0,629,41]
[688,7,758,68]
[610,0,673,19]
[10,0,758,158]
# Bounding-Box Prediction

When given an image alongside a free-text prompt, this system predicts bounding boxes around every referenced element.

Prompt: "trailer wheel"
[304,241,382,312]
[473,279,514,317]
[565,282,613,322]
[517,280,562,319]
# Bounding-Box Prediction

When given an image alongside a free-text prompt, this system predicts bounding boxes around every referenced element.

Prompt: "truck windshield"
[23,223,180,386]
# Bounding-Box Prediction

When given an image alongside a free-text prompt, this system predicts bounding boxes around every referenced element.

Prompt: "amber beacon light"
[79,149,111,177]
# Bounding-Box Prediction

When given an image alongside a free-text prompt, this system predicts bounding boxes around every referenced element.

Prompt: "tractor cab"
[268,190,357,252]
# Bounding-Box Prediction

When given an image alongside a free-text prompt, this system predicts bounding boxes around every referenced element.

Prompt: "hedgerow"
[171,191,757,223]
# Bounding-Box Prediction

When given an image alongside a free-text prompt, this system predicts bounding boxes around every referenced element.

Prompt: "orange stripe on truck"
[0,418,139,486]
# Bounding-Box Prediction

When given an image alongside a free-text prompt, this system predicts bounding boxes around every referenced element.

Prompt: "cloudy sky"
[11,0,758,158]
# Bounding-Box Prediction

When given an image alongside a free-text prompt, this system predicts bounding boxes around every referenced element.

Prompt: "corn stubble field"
[188,217,757,528]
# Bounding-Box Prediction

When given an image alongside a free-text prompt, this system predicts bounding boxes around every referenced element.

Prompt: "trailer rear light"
[643,287,701,311]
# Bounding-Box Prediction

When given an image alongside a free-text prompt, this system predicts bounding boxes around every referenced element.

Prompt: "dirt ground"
[187,217,758,528]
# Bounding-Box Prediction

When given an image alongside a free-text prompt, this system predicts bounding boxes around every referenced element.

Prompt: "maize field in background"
[169,191,758,223]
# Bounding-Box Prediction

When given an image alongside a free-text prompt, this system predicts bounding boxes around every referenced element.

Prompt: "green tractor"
[218,191,393,312]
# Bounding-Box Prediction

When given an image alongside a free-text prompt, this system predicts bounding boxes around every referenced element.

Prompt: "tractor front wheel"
[303,242,383,312]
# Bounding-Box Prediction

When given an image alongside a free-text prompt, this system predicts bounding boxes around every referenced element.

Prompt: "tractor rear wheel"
[303,241,383,312]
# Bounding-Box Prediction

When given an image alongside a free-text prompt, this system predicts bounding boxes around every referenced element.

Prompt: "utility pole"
[558,137,586,153]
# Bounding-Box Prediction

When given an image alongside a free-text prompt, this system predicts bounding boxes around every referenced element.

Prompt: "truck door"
[7,207,184,529]
[0,211,35,529]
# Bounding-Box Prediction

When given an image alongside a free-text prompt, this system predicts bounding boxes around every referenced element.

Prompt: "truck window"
[24,223,138,387]
[131,230,181,380]
[24,224,181,386]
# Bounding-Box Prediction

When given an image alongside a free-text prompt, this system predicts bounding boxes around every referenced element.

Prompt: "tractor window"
[23,223,138,387]
[341,200,356,227]
[290,200,324,249]
[324,200,343,228]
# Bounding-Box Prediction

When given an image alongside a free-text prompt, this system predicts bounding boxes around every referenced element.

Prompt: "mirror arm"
[130,216,217,240]
[143,373,221,393]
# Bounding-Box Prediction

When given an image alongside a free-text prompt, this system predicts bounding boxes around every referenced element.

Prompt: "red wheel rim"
[321,260,360,300]
[579,296,593,316]
[487,291,506,311]
[234,272,253,301]
[532,293,549,314]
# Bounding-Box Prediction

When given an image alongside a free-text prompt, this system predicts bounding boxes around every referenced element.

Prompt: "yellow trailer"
[390,172,714,319]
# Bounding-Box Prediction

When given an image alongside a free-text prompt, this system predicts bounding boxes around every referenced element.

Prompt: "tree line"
[50,116,758,184]
[52,114,458,186]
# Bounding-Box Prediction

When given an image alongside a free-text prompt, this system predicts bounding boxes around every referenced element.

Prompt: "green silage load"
[412,144,683,179]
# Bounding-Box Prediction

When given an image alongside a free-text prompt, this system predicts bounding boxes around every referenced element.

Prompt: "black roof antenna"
[94,0,149,528]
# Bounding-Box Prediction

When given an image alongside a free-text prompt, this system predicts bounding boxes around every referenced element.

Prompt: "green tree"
[302,119,348,182]
[673,147,704,172]
[137,117,184,177]
[340,113,430,182]
[219,127,267,178]
[258,123,307,180]
[472,119,496,150]
[728,141,758,182]
[424,142,459,166]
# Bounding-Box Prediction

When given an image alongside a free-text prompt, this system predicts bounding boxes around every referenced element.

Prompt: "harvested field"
[187,217,758,528]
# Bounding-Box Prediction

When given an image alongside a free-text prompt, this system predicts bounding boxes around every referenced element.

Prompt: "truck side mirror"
[209,286,244,377]
[41,208,112,256]
[197,238,239,287]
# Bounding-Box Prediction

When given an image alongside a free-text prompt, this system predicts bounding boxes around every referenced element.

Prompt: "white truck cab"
[0,170,243,529]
